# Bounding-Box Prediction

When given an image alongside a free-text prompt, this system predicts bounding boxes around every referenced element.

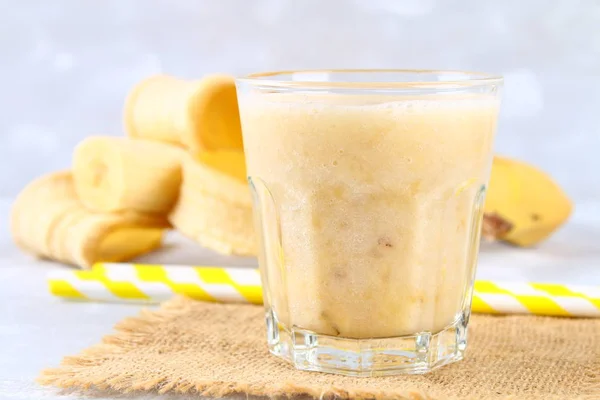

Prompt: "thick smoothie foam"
[240,93,499,338]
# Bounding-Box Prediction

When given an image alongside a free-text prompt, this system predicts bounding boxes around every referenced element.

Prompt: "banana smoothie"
[239,91,499,340]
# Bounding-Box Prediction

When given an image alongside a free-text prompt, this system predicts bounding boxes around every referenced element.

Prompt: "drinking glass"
[236,70,502,376]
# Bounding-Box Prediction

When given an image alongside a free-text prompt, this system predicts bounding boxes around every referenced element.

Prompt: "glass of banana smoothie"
[236,70,502,376]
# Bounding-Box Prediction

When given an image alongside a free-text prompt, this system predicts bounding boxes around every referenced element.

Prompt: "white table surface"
[1,200,599,400]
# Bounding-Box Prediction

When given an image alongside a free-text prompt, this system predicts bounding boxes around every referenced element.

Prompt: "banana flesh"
[11,171,79,256]
[124,75,191,145]
[169,152,256,256]
[169,189,256,256]
[189,150,250,207]
[11,171,168,268]
[483,156,573,247]
[73,136,184,214]
[124,74,243,155]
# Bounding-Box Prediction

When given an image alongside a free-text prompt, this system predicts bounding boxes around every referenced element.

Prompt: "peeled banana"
[191,150,250,205]
[483,156,573,247]
[73,136,184,214]
[169,151,256,256]
[124,74,243,155]
[11,171,168,268]
[61,211,166,268]
[170,189,256,256]
[11,171,80,256]
[124,75,190,145]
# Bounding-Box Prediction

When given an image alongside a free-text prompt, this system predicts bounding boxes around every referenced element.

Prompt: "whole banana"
[483,156,573,247]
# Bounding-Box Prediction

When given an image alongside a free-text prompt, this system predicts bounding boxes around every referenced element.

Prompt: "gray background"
[1,0,599,204]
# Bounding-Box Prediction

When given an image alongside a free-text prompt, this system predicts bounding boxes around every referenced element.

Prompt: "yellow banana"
[124,74,243,155]
[11,171,168,268]
[170,189,256,256]
[169,151,256,256]
[189,150,250,206]
[11,171,80,256]
[483,156,573,247]
[124,75,190,146]
[72,136,184,214]
[61,211,166,268]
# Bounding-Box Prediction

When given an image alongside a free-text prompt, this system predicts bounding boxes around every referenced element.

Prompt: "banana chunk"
[483,156,573,247]
[169,152,256,256]
[124,74,243,155]
[61,210,166,268]
[11,171,168,268]
[73,136,184,214]
[189,150,250,207]
[11,171,79,256]
[170,189,256,256]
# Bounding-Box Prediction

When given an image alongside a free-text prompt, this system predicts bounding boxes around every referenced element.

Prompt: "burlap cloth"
[39,297,600,399]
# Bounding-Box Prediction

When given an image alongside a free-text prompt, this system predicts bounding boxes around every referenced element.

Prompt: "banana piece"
[11,171,168,268]
[169,151,256,256]
[189,150,250,206]
[483,156,573,247]
[184,74,244,155]
[124,74,243,155]
[170,189,256,256]
[124,75,188,145]
[49,206,89,262]
[73,136,184,214]
[61,211,166,268]
[11,171,80,256]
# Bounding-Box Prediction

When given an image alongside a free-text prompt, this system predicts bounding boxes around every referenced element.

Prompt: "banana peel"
[483,156,573,247]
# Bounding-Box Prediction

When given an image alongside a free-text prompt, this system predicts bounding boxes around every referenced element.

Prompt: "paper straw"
[48,263,600,317]
[48,263,262,305]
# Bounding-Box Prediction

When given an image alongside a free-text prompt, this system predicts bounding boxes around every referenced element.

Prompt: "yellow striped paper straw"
[48,263,600,317]
[473,281,600,317]
[48,263,262,305]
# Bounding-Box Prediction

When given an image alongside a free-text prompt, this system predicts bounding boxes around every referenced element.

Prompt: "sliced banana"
[183,74,244,155]
[187,150,250,206]
[72,136,184,214]
[11,171,168,268]
[11,171,79,256]
[124,74,243,155]
[61,211,167,268]
[169,152,256,256]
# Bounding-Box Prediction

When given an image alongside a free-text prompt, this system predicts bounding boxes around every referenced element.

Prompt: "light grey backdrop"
[1,0,599,203]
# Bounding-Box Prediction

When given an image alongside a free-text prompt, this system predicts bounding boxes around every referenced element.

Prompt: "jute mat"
[39,297,600,399]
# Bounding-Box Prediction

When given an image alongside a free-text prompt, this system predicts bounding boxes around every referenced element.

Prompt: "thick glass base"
[266,309,468,377]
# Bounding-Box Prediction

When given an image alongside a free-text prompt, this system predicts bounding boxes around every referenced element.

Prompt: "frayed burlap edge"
[37,297,600,400]
[37,297,430,399]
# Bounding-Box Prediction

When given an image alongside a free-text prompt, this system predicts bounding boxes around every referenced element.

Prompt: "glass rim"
[237,69,503,90]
